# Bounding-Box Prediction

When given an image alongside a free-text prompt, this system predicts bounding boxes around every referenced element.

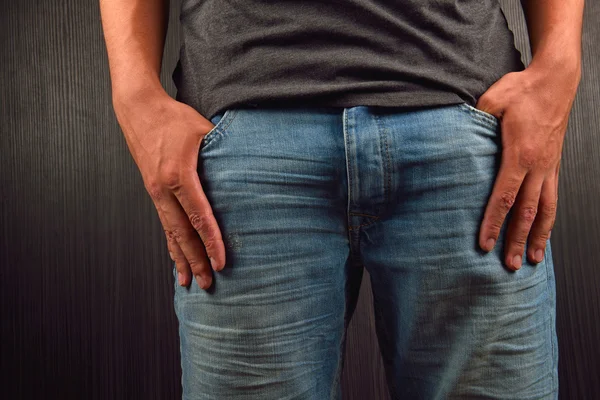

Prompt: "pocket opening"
[458,102,499,127]
[201,109,233,145]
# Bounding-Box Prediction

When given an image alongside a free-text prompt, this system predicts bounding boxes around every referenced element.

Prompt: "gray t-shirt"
[172,0,525,121]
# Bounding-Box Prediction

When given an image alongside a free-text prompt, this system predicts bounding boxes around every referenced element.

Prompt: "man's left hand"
[476,63,580,270]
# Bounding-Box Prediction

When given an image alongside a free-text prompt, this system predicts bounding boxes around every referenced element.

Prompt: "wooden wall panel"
[1,1,598,399]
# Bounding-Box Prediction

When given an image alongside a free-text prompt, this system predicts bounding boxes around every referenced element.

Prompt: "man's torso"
[173,0,525,120]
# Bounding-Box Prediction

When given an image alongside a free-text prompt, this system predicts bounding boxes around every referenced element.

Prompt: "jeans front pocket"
[199,109,237,153]
[458,102,500,130]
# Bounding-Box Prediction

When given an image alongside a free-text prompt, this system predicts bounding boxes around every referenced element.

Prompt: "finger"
[168,239,192,286]
[158,190,213,290]
[503,171,545,270]
[474,72,517,118]
[526,175,557,264]
[547,159,560,240]
[554,157,560,209]
[475,93,503,118]
[170,169,226,272]
[155,203,191,287]
[479,153,527,253]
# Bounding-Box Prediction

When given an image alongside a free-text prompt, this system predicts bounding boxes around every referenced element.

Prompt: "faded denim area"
[172,103,558,399]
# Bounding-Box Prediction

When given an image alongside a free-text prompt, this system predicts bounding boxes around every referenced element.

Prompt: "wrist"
[527,49,581,83]
[524,56,581,96]
[111,78,169,116]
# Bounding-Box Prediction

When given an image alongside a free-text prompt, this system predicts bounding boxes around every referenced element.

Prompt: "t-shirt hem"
[206,91,469,120]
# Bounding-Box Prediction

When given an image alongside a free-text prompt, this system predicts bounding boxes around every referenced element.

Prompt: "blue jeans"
[172,103,558,399]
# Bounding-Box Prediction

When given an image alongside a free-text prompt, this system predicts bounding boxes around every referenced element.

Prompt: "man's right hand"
[112,86,225,290]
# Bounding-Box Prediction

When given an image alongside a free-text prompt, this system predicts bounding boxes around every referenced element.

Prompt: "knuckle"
[539,156,554,170]
[170,227,186,243]
[188,259,207,274]
[519,205,538,223]
[528,233,545,245]
[484,220,503,237]
[146,181,163,201]
[160,165,184,190]
[164,229,177,244]
[169,248,184,262]
[189,211,212,233]
[173,259,184,268]
[478,93,491,106]
[518,149,537,169]
[499,191,516,211]
[541,231,552,241]
[202,237,223,254]
[512,236,528,247]
[174,257,187,268]
[540,201,557,219]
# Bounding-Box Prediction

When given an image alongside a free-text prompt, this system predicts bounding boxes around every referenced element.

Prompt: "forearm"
[99,0,170,111]
[520,0,584,89]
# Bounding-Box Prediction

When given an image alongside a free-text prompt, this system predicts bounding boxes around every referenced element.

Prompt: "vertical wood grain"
[1,1,598,399]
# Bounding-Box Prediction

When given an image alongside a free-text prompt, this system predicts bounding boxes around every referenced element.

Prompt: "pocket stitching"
[459,103,499,129]
[201,109,237,148]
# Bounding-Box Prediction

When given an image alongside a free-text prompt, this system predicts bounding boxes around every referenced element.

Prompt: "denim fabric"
[172,103,558,399]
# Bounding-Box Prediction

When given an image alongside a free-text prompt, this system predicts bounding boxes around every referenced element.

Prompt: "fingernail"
[535,249,544,263]
[512,254,522,270]
[209,256,220,271]
[195,275,205,288]
[177,272,185,286]
[485,238,495,251]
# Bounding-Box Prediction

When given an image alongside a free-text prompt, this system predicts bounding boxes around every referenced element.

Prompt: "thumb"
[475,72,518,119]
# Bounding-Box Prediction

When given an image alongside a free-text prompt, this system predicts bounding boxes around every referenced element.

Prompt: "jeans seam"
[202,109,239,146]
[458,103,499,130]
[349,212,379,218]
[544,239,558,394]
[374,112,393,208]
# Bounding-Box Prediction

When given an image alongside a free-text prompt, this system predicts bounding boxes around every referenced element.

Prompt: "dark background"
[1,1,599,399]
